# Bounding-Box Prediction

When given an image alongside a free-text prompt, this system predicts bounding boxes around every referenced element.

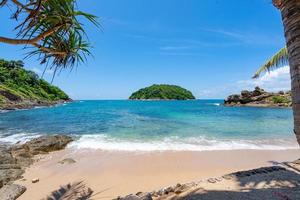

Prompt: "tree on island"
[129,84,195,100]
[0,0,99,80]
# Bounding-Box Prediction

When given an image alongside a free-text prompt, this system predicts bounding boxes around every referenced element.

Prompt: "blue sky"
[0,0,289,99]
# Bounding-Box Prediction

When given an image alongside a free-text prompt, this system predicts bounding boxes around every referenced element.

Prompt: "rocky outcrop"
[224,87,292,107]
[0,184,26,200]
[0,135,73,189]
[1,99,71,111]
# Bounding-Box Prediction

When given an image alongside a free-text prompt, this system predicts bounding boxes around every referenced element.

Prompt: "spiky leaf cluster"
[0,0,99,79]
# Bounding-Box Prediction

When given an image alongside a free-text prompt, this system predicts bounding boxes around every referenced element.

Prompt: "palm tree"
[0,0,99,78]
[273,0,300,145]
[252,47,288,78]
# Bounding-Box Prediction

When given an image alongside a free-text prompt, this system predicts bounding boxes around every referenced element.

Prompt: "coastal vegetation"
[0,0,99,80]
[129,84,195,100]
[0,59,70,109]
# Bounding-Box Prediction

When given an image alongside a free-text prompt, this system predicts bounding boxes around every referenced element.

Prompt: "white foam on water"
[0,110,10,113]
[68,134,299,152]
[206,103,221,106]
[0,133,41,144]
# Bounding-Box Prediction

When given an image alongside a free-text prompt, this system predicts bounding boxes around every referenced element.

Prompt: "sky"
[0,0,290,99]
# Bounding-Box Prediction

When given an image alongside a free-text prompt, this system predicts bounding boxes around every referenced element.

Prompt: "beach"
[15,148,300,200]
[1,100,299,199]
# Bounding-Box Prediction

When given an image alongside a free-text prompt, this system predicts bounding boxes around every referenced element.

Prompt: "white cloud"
[200,28,284,46]
[237,66,290,92]
[196,66,291,99]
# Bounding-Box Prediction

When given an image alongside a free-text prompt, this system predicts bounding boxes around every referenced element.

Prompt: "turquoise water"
[0,100,297,151]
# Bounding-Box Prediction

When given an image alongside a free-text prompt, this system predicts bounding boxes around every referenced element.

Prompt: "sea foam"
[68,134,299,152]
[0,133,41,144]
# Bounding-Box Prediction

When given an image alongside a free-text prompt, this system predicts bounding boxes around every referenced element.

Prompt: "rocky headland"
[0,135,73,199]
[0,59,71,111]
[224,87,292,108]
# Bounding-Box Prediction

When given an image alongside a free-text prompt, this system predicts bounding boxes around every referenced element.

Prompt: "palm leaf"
[253,46,289,78]
[1,0,99,75]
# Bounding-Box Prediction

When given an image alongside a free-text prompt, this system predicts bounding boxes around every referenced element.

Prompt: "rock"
[136,193,152,200]
[165,186,174,194]
[226,94,240,103]
[174,184,188,194]
[241,90,251,98]
[253,86,265,96]
[0,135,72,190]
[121,194,141,200]
[176,183,182,188]
[224,87,291,107]
[18,135,73,155]
[0,90,22,102]
[58,158,76,165]
[0,169,24,188]
[140,193,152,200]
[32,178,39,183]
[207,178,217,183]
[0,184,26,200]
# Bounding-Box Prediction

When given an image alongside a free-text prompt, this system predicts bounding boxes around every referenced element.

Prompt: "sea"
[0,100,298,151]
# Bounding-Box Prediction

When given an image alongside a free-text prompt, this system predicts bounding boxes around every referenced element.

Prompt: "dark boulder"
[0,184,26,200]
[0,135,73,191]
[18,135,73,155]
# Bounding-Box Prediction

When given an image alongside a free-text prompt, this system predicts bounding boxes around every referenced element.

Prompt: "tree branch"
[11,0,32,12]
[0,24,63,45]
[32,43,67,55]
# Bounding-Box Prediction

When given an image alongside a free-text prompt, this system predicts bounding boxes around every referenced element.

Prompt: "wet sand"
[15,148,300,200]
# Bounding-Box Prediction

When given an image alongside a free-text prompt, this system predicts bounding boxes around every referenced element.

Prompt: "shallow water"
[0,100,297,151]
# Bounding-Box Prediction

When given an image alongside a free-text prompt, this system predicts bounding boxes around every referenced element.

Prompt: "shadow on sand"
[171,162,300,200]
[44,181,94,200]
[43,161,300,200]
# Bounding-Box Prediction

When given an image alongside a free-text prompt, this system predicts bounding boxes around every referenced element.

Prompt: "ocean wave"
[0,110,10,113]
[0,133,41,144]
[68,135,299,152]
[206,103,221,106]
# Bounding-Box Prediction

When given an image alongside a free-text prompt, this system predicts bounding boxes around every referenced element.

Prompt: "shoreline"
[0,99,72,111]
[15,147,300,200]
[224,103,291,108]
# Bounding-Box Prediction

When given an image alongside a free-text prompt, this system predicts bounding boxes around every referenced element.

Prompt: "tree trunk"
[276,0,300,145]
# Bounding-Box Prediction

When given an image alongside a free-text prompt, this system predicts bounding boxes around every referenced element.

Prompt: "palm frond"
[0,0,99,75]
[253,46,289,78]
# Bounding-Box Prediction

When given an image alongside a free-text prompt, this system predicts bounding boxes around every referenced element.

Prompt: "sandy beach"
[15,148,300,200]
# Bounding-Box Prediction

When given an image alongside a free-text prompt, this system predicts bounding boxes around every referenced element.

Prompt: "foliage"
[0,59,69,105]
[129,84,195,100]
[0,0,99,76]
[253,47,288,78]
[271,95,290,104]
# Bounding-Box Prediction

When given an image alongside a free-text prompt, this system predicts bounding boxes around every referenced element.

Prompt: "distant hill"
[0,59,70,110]
[129,84,195,100]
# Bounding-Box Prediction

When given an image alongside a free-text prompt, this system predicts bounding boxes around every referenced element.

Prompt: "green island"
[0,59,70,110]
[129,84,196,100]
